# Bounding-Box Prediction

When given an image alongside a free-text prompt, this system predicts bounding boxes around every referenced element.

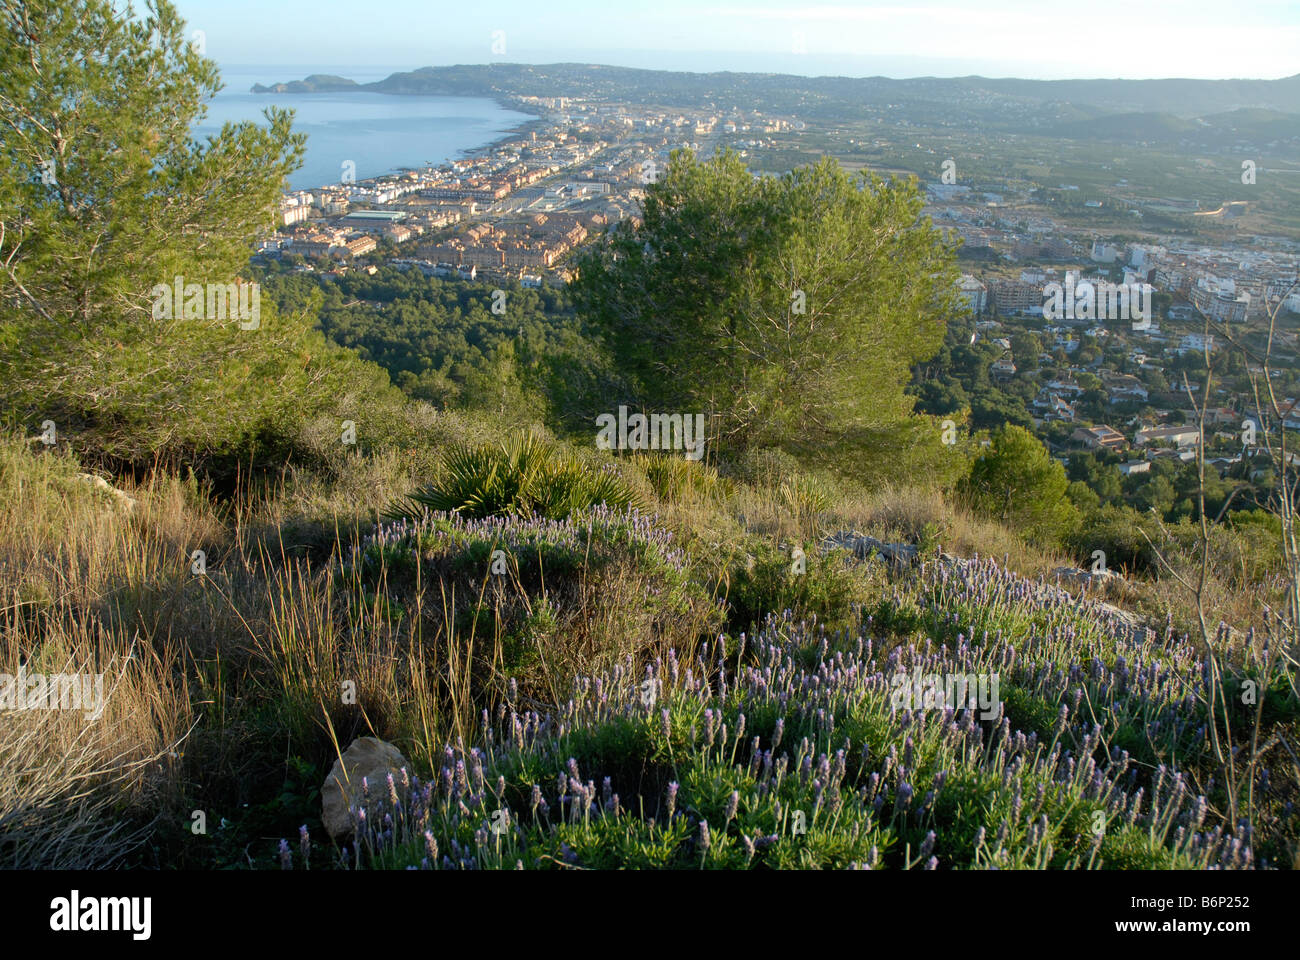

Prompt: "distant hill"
[251,73,359,93]
[254,63,1300,125]
[1045,107,1300,146]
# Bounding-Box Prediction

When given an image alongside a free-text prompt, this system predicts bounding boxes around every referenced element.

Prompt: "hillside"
[1046,107,1300,146]
[4,0,1298,881]
[255,63,1300,126]
[5,429,1294,870]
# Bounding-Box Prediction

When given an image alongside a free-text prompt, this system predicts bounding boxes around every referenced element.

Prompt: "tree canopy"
[0,0,396,469]
[574,148,959,474]
[960,424,1080,546]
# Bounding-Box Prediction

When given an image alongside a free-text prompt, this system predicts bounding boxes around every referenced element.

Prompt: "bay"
[197,64,534,190]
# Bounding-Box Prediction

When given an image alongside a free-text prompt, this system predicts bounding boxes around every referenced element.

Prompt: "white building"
[956,275,988,314]
[1091,240,1120,264]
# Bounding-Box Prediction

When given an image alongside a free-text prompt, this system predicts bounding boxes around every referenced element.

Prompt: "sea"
[197,65,534,191]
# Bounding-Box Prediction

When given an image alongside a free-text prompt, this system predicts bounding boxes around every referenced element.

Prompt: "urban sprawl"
[256,92,1300,478]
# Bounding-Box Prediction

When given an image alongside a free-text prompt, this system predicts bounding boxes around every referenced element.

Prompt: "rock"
[1044,569,1152,642]
[77,472,137,514]
[1088,600,1153,645]
[1049,565,1119,590]
[321,737,411,841]
[823,530,919,566]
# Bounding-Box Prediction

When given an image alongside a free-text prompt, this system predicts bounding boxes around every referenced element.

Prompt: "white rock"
[77,472,137,514]
[320,736,411,841]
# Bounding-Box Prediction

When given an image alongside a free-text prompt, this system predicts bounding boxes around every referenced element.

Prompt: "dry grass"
[0,437,195,867]
[0,428,1285,868]
[0,434,465,863]
[0,612,188,868]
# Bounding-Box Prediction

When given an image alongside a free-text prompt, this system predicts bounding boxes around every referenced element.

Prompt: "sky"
[175,0,1300,81]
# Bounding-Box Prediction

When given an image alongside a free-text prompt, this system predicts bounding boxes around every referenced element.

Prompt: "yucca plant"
[778,474,830,518]
[388,433,641,521]
[631,452,722,503]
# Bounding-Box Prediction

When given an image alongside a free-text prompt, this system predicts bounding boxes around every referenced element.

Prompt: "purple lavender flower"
[919,830,936,859]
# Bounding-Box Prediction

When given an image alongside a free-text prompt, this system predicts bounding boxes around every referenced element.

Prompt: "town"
[256,96,781,284]
[250,78,1300,522]
[941,235,1298,496]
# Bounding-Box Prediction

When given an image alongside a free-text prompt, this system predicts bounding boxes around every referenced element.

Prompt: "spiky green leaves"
[390,433,642,521]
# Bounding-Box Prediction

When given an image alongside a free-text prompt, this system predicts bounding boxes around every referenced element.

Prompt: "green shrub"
[1071,504,1165,574]
[347,508,722,686]
[389,432,642,521]
[722,536,865,634]
[959,424,1080,548]
[630,453,725,503]
[778,474,831,518]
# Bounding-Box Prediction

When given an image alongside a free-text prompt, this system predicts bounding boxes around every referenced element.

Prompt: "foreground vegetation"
[2,431,1297,869]
[2,0,1297,870]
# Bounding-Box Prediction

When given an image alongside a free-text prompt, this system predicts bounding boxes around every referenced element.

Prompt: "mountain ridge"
[252,63,1300,118]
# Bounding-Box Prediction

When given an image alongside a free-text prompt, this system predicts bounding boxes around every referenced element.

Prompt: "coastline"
[249,70,551,193]
[283,95,547,193]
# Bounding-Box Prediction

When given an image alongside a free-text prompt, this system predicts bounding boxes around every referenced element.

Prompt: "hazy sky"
[176,0,1300,81]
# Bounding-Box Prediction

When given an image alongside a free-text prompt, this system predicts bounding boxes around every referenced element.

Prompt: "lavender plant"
[294,555,1287,869]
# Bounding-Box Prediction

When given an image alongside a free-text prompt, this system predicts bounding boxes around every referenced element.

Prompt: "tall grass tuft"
[390,433,642,521]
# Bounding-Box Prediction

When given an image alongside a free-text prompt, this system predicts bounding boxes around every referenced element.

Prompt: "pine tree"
[0,0,380,467]
[574,148,960,474]
[960,425,1081,546]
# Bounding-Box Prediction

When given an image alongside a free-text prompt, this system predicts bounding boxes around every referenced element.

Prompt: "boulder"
[1095,601,1150,642]
[321,737,411,841]
[823,531,919,566]
[77,472,137,514]
[1045,569,1151,642]
[1049,565,1119,590]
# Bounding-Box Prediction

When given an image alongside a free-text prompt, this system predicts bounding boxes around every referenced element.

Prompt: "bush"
[1069,505,1164,574]
[347,506,722,687]
[630,453,725,503]
[959,425,1080,548]
[389,433,642,521]
[777,474,831,519]
[721,536,866,634]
